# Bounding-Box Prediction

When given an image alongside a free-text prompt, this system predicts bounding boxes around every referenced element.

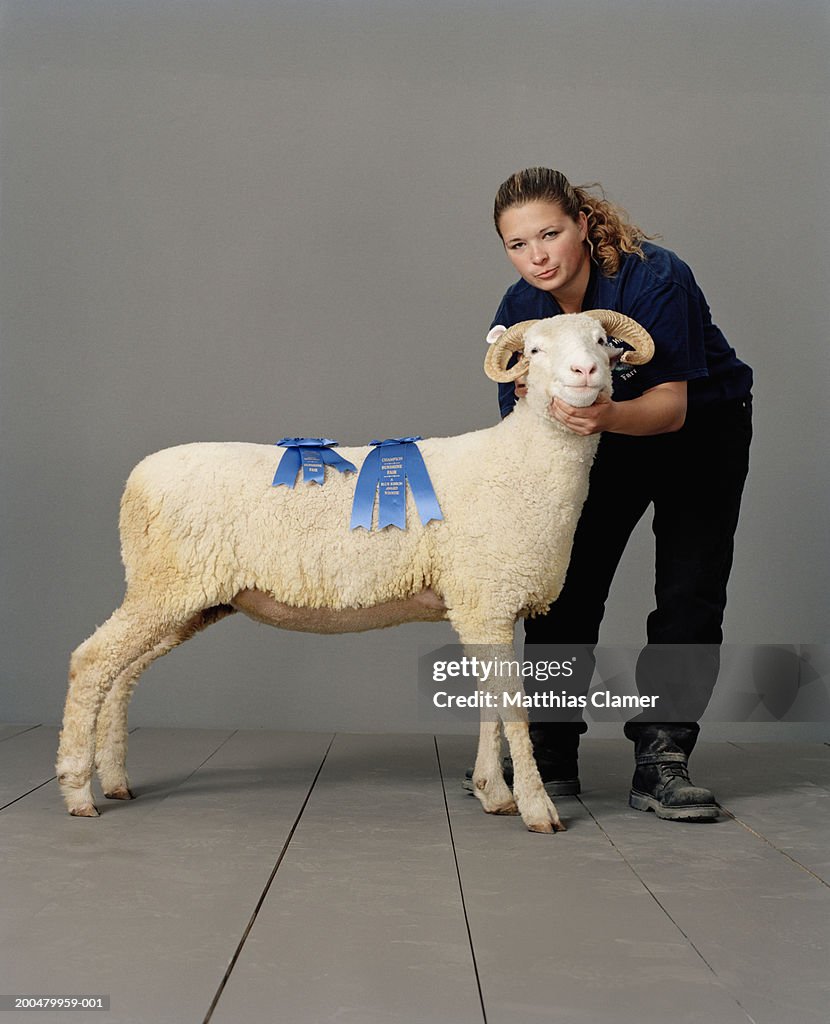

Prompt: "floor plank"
[0,729,826,1024]
[0,726,62,808]
[729,741,830,791]
[438,736,753,1024]
[0,723,40,743]
[575,739,830,1024]
[210,733,484,1024]
[691,741,830,881]
[0,729,331,1024]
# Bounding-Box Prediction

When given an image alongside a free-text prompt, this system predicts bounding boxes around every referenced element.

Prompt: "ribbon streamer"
[272,438,356,488]
[350,437,444,531]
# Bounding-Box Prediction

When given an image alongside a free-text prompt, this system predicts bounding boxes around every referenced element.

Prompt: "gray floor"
[0,725,827,1024]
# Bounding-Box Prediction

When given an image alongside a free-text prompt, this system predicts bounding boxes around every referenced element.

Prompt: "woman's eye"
[543,231,559,239]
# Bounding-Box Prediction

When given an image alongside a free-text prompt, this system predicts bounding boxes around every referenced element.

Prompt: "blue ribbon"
[272,438,357,488]
[350,437,444,531]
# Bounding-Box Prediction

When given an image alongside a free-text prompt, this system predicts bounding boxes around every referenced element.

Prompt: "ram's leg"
[95,605,236,800]
[497,658,565,834]
[93,654,145,801]
[503,717,565,834]
[470,716,516,814]
[454,630,518,814]
[453,618,563,834]
[57,601,190,817]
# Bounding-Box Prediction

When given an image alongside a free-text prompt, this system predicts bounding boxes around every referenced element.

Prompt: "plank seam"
[0,728,238,815]
[0,724,43,744]
[433,736,488,1024]
[158,729,240,798]
[577,796,758,1023]
[202,733,336,1024]
[0,726,52,811]
[0,776,56,812]
[718,806,829,888]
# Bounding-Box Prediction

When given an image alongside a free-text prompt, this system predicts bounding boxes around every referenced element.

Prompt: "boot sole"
[629,789,719,821]
[462,777,580,798]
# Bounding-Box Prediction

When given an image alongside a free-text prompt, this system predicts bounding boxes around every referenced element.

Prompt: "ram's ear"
[486,325,507,345]
[603,342,625,369]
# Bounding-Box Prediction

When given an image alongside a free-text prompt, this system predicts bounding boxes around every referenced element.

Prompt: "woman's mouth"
[535,267,558,280]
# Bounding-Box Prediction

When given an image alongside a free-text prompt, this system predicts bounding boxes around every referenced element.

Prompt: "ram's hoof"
[69,804,100,817]
[526,819,567,834]
[104,786,134,801]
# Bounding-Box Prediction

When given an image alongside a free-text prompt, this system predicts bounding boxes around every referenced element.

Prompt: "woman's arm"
[550,380,687,436]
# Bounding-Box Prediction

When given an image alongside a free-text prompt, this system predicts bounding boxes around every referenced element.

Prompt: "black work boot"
[463,721,585,797]
[624,722,718,822]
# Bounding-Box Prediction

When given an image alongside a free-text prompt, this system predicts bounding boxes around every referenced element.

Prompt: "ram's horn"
[582,309,655,365]
[483,320,539,382]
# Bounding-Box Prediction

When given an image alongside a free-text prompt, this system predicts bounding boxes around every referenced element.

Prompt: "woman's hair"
[493,166,656,276]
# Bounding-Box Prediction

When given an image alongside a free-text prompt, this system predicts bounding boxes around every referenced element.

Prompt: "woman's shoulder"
[617,242,698,293]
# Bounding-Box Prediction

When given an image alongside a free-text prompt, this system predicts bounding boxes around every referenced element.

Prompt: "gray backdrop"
[1,0,827,736]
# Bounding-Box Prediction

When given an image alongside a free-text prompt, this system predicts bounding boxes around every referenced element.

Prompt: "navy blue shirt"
[494,242,753,419]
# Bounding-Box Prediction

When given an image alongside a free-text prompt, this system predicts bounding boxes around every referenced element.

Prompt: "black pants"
[525,398,753,743]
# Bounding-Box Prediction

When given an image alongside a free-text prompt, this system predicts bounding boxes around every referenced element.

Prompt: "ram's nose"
[569,361,600,384]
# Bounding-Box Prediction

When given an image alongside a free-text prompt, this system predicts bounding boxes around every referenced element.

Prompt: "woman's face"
[498,200,590,310]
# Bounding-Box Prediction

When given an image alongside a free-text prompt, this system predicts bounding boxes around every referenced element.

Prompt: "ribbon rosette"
[349,437,444,531]
[272,438,357,488]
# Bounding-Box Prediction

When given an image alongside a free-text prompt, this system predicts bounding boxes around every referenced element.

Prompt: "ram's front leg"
[460,631,563,833]
[502,717,565,834]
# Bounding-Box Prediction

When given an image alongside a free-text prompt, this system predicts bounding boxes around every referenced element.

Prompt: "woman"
[481,167,752,821]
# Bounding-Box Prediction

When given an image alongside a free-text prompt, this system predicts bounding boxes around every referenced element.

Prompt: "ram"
[57,311,653,832]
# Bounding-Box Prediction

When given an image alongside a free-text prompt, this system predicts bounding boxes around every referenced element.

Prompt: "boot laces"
[659,761,691,782]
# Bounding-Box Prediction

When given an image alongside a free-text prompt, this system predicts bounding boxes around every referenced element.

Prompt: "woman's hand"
[552,381,687,436]
[550,392,616,435]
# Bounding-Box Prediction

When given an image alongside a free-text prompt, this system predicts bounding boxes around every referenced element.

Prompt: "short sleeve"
[622,279,709,391]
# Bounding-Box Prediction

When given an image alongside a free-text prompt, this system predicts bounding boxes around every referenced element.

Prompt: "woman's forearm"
[550,381,688,436]
[607,382,688,435]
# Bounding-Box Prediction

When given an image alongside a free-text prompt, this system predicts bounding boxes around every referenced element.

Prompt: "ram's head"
[485,310,654,411]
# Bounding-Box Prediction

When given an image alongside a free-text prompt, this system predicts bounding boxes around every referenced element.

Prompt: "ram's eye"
[529,347,539,355]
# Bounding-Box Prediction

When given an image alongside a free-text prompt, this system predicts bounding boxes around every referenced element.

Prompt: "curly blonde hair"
[493,167,657,277]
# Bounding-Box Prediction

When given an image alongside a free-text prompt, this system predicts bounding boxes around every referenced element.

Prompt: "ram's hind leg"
[58,602,197,816]
[95,605,236,801]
